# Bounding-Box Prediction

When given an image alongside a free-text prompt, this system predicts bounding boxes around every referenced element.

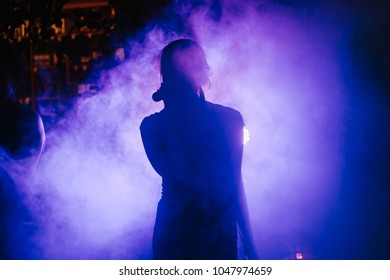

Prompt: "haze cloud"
[14,0,356,259]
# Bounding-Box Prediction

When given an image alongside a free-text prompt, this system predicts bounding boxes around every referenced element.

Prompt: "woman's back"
[140,39,256,260]
[141,100,244,259]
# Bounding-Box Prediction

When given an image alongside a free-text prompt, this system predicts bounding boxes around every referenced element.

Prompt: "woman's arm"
[236,173,259,259]
[232,118,258,259]
[140,115,167,178]
[140,114,181,182]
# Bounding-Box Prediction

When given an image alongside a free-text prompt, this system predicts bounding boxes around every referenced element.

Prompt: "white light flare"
[243,126,250,145]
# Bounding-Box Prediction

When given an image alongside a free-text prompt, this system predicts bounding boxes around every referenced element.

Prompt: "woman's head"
[160,39,210,90]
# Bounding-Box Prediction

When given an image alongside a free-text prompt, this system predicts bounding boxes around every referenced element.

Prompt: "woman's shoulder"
[140,110,164,131]
[206,101,244,126]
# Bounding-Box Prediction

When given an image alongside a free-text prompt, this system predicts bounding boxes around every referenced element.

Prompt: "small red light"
[296,252,303,260]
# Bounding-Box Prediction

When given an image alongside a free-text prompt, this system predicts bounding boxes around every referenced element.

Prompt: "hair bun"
[152,89,164,102]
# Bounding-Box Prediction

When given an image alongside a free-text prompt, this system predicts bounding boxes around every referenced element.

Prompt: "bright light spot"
[296,252,303,260]
[243,127,250,145]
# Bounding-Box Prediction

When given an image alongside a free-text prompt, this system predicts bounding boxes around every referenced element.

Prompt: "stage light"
[243,127,250,145]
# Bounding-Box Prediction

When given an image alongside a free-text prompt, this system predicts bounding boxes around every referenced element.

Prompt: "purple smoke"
[21,1,353,259]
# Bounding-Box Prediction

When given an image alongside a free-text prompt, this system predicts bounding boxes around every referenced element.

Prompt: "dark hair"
[160,39,210,88]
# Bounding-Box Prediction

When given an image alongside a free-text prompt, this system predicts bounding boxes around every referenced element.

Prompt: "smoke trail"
[29,32,170,259]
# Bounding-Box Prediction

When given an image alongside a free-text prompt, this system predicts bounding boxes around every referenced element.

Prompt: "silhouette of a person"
[140,39,257,259]
[0,45,45,259]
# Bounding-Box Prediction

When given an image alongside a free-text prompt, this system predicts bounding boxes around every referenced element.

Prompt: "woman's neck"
[163,79,202,109]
